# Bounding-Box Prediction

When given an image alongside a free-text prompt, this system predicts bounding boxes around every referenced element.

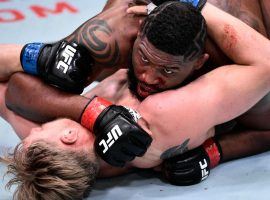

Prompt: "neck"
[97,158,133,178]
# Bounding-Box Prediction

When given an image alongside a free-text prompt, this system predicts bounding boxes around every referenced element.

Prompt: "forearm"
[0,44,23,81]
[0,81,38,139]
[260,0,270,38]
[5,73,90,123]
[217,128,270,162]
[202,3,270,66]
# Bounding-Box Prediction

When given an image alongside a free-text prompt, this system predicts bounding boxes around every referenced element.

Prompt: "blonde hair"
[1,141,99,200]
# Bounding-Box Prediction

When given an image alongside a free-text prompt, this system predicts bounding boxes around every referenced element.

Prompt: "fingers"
[127,5,148,16]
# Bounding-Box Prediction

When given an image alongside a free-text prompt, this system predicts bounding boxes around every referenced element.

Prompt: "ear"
[60,129,78,145]
[194,53,209,70]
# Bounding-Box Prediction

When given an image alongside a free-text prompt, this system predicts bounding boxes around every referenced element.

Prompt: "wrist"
[80,96,112,131]
[20,43,45,75]
[203,137,222,168]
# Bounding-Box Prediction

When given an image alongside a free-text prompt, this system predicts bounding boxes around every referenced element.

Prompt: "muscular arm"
[218,127,270,162]
[205,0,267,67]
[0,1,143,83]
[64,2,143,79]
[0,45,23,81]
[5,73,90,123]
[0,82,38,139]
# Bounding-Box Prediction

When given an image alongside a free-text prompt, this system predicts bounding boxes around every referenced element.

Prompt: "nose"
[140,65,160,85]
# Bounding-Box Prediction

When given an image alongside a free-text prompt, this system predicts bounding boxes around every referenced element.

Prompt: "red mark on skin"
[223,24,238,50]
[157,77,165,86]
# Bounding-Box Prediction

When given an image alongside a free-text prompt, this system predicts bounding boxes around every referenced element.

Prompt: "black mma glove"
[162,137,222,186]
[21,40,94,94]
[80,96,152,167]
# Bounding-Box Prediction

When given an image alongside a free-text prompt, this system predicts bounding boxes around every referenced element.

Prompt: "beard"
[127,57,145,101]
[127,56,193,101]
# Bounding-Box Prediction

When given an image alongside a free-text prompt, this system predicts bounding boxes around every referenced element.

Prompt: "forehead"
[137,36,192,68]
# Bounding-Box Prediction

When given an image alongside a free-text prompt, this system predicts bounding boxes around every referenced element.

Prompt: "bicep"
[139,64,266,130]
[0,82,38,139]
[138,79,220,131]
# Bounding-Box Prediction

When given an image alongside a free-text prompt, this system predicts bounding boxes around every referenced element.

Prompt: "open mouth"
[137,82,158,98]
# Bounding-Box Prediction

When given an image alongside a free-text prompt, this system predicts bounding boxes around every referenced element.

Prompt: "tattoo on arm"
[67,19,120,67]
[160,139,190,160]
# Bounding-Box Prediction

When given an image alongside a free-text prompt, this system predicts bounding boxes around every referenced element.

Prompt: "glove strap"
[146,2,157,14]
[179,0,207,10]
[80,96,112,131]
[20,43,45,75]
[203,137,222,168]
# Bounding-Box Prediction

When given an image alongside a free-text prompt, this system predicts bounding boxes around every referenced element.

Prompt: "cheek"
[134,64,144,76]
[157,77,166,86]
[172,70,192,86]
[132,57,143,75]
[80,128,95,145]
[163,75,183,88]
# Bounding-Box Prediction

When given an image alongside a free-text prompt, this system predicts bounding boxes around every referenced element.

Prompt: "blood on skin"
[223,24,238,51]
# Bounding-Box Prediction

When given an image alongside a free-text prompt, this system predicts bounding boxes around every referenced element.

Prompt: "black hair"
[142,1,207,62]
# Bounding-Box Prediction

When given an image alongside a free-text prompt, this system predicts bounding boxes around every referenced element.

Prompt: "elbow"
[5,73,23,112]
[5,91,18,114]
[5,93,13,112]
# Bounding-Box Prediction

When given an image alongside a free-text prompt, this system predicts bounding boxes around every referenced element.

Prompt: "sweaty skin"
[210,0,266,34]
[196,0,267,71]
[6,4,270,171]
[208,0,270,130]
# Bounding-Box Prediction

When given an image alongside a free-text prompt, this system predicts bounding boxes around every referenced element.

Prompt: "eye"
[141,55,149,63]
[163,68,173,74]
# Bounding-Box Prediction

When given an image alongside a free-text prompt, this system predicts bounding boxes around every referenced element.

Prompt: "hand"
[162,138,222,185]
[21,41,93,94]
[80,96,152,167]
[127,5,148,15]
[102,0,150,11]
[127,0,207,15]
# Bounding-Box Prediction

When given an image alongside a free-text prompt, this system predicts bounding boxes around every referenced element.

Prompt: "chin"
[127,65,145,101]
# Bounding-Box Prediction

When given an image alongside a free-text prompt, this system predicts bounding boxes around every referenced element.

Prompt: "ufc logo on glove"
[57,44,77,74]
[199,159,209,181]
[98,125,123,154]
